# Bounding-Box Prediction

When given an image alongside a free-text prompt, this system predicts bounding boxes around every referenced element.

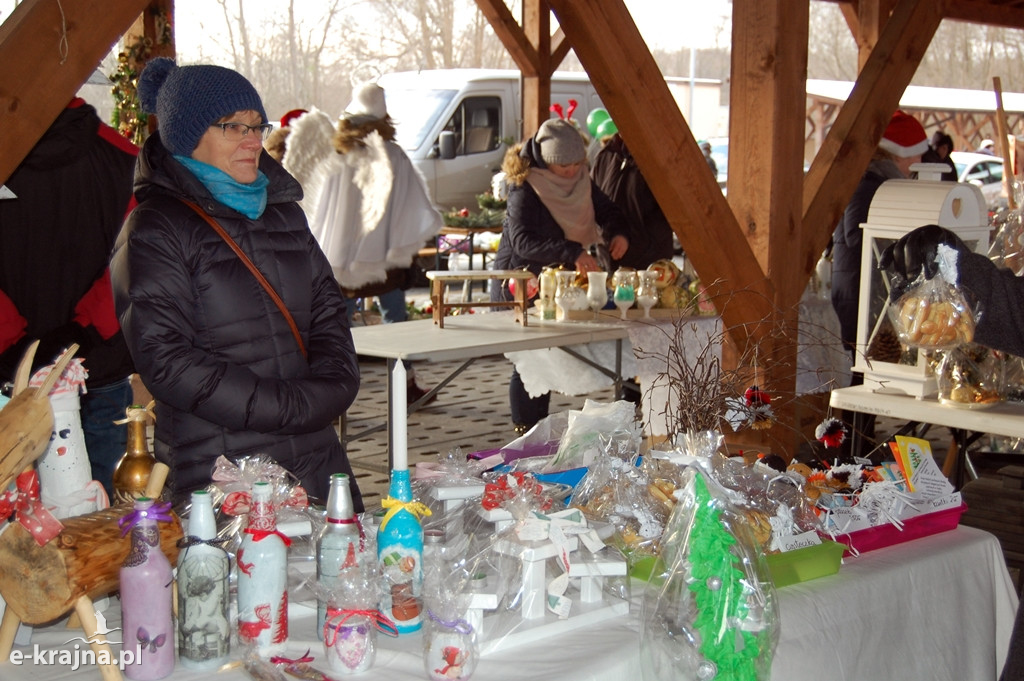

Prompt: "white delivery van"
[377,69,605,210]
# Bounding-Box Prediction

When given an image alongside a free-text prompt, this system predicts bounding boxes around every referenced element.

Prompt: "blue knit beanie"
[138,57,268,156]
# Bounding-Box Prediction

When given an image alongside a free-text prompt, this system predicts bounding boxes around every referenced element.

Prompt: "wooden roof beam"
[474,0,540,76]
[0,0,151,183]
[547,0,773,342]
[728,0,810,308]
[801,0,942,281]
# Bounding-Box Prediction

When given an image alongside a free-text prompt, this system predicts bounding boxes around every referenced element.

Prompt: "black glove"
[878,224,970,300]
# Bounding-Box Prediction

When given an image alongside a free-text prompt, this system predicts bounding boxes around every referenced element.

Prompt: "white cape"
[284,109,442,289]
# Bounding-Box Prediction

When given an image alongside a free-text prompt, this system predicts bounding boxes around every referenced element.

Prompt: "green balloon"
[596,118,618,138]
[586,108,610,137]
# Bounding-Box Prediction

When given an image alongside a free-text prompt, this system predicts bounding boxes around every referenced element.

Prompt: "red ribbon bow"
[0,470,64,546]
[323,608,398,648]
[244,526,293,547]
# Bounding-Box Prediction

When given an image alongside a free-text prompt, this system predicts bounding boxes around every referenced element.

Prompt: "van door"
[432,94,505,210]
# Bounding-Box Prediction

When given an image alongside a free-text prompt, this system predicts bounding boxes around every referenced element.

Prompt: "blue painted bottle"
[376,469,424,634]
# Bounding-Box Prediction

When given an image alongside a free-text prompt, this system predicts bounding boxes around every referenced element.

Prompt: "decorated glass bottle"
[377,469,424,634]
[177,490,230,670]
[120,497,174,680]
[112,405,157,504]
[236,481,289,655]
[317,473,365,640]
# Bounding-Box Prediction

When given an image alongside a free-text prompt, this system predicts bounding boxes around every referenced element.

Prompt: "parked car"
[950,151,1006,211]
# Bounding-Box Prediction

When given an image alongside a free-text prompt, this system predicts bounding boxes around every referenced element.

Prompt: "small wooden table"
[426,269,533,328]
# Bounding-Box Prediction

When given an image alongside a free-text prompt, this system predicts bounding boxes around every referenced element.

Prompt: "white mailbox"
[854,176,991,397]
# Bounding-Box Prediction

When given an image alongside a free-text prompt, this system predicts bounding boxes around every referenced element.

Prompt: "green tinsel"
[686,473,763,681]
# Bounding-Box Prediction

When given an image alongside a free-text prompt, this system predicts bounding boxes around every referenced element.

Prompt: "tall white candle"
[391,360,408,471]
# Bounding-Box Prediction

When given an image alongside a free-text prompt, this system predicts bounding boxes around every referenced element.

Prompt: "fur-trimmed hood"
[501,141,535,187]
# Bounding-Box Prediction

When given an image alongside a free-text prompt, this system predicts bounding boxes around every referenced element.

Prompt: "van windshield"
[382,87,458,151]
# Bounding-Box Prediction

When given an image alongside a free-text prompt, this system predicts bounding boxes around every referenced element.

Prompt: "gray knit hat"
[138,57,268,156]
[535,118,586,166]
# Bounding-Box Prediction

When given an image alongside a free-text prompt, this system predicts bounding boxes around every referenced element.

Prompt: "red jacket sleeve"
[0,288,27,354]
[73,268,120,340]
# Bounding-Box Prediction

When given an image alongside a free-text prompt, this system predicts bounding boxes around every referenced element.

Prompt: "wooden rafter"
[474,0,539,76]
[0,0,151,183]
[546,0,773,345]
[801,0,943,284]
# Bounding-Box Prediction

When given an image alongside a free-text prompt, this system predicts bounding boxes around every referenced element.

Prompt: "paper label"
[546,572,572,619]
[909,455,955,499]
[828,506,874,533]
[515,518,549,542]
[780,531,823,552]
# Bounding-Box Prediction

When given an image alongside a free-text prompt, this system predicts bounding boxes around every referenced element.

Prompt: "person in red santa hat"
[829,109,927,458]
[263,108,308,163]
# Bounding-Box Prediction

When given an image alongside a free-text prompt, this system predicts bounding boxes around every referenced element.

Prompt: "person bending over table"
[111,58,363,510]
[880,223,1022,681]
[490,118,629,434]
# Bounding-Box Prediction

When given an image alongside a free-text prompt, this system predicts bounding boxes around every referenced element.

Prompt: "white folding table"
[348,312,630,468]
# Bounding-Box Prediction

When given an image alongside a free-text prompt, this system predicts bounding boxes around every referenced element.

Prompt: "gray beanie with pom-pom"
[138,57,267,156]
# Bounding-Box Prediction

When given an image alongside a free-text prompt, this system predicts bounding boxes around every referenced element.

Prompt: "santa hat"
[280,109,308,128]
[342,83,387,125]
[879,111,928,158]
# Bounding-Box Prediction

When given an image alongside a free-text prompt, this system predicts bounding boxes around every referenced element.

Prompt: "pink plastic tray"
[830,503,967,557]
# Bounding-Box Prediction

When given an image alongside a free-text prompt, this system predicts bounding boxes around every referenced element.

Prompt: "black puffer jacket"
[492,142,627,287]
[111,132,360,504]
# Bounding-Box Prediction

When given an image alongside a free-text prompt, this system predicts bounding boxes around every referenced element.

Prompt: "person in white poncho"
[283,83,442,402]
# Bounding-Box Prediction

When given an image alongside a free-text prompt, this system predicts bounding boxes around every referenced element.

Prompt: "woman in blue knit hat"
[110,58,363,510]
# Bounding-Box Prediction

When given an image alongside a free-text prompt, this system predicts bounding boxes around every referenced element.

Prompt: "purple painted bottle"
[236,481,289,656]
[120,497,175,680]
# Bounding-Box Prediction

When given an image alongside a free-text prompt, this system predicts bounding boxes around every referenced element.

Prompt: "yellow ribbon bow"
[379,496,433,533]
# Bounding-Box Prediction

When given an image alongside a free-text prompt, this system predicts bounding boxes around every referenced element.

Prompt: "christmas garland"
[686,473,764,681]
[109,6,173,145]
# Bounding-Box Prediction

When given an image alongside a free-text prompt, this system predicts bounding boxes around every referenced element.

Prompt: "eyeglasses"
[210,122,274,142]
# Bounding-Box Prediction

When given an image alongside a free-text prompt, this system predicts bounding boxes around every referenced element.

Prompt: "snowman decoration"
[29,357,109,518]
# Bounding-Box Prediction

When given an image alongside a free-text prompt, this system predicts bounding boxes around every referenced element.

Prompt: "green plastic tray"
[766,540,846,587]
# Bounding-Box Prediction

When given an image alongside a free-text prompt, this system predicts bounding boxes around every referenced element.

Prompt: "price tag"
[779,531,823,552]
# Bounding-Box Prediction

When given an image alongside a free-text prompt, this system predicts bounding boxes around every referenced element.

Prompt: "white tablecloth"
[507,296,852,436]
[3,526,1015,681]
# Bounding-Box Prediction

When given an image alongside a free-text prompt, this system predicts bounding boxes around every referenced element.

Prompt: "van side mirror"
[438,131,457,160]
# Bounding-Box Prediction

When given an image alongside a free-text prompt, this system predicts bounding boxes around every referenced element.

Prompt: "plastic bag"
[641,464,778,681]
[888,276,978,350]
[545,399,641,472]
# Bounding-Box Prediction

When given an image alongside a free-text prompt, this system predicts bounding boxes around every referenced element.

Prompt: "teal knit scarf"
[175,155,269,219]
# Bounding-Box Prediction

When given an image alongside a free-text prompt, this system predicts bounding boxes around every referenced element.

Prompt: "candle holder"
[611,268,637,320]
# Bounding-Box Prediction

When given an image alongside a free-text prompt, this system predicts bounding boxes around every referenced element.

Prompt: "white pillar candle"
[391,360,408,471]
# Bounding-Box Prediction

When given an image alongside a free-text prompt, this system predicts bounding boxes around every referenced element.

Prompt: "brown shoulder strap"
[178,199,308,359]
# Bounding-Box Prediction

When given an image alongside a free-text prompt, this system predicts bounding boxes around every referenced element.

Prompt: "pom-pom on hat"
[138,57,267,156]
[879,110,928,158]
[342,83,388,125]
[535,118,586,166]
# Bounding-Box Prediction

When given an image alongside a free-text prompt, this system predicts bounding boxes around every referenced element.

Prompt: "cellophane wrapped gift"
[422,527,481,681]
[544,399,642,473]
[202,454,311,551]
[571,453,672,577]
[306,566,397,675]
[462,469,627,647]
[709,455,824,554]
[641,464,778,681]
[888,275,979,351]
